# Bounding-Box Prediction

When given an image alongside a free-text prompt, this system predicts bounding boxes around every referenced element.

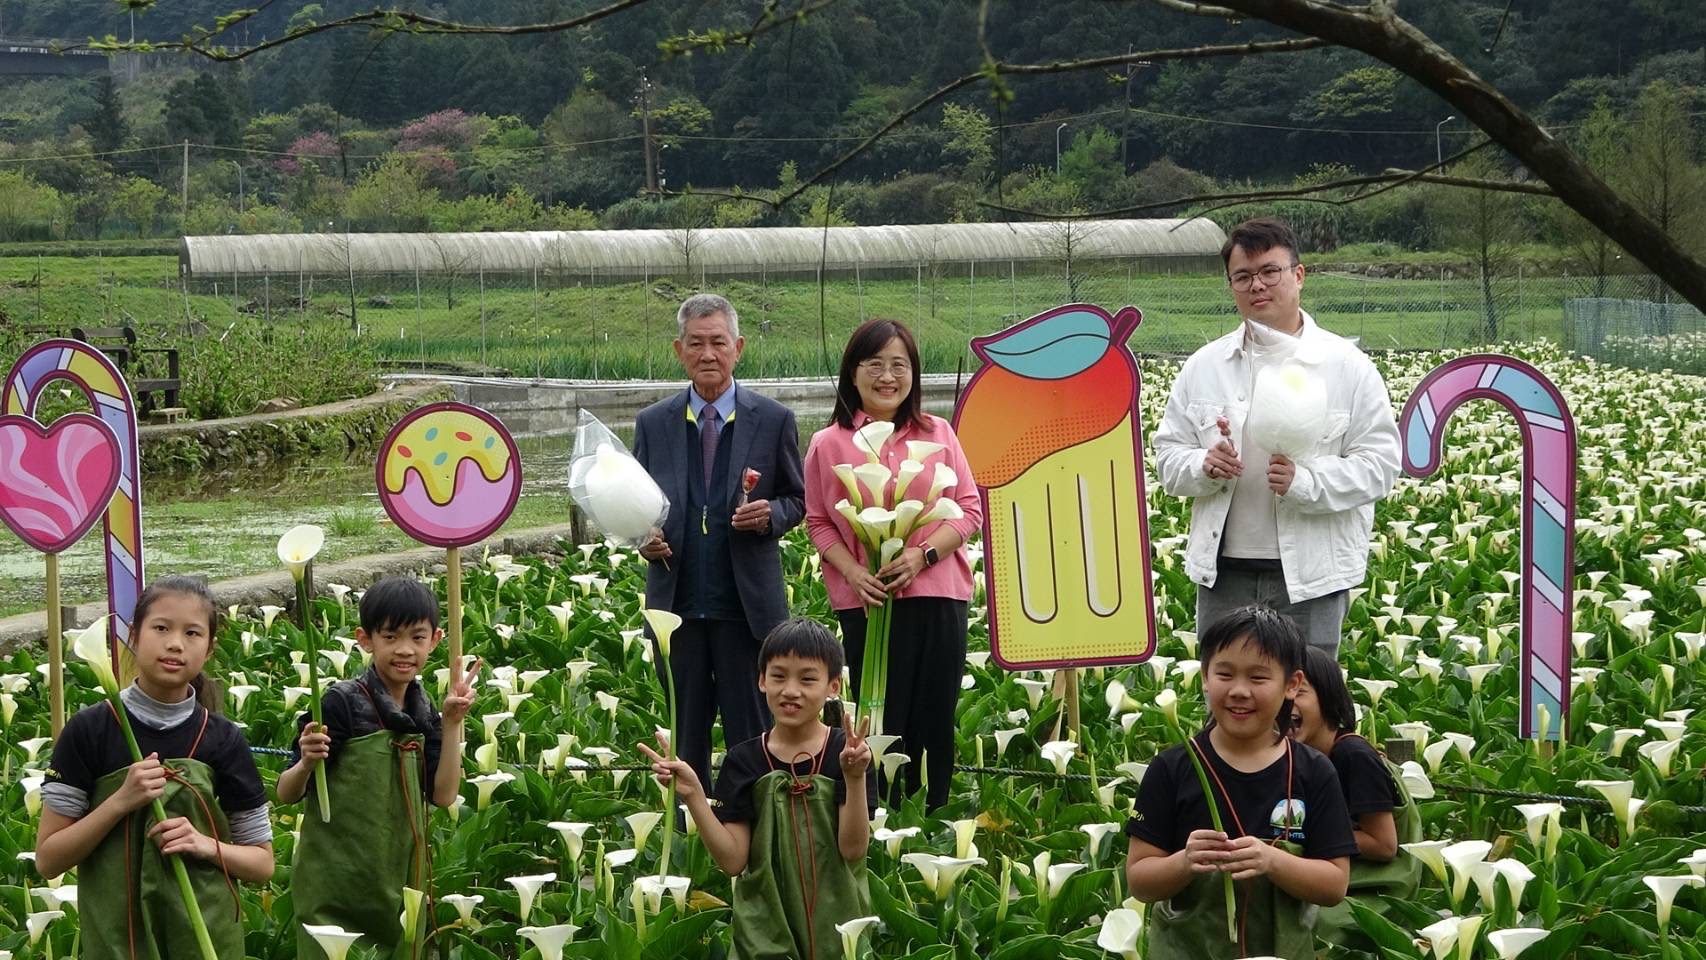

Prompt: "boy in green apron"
[1124,607,1358,960]
[640,617,875,960]
[36,575,276,960]
[278,577,478,960]
[1289,646,1423,947]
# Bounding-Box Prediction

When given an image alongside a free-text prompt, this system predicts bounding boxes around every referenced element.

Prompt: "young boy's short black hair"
[359,576,440,634]
[1200,605,1309,735]
[758,617,845,677]
[1300,645,1358,733]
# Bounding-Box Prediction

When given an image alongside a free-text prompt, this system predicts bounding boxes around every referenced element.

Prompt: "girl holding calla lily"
[803,318,982,810]
[37,576,275,960]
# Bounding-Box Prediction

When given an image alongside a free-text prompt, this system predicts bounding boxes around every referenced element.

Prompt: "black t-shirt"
[1329,733,1401,819]
[1126,732,1358,862]
[46,701,267,816]
[290,669,442,797]
[713,727,879,824]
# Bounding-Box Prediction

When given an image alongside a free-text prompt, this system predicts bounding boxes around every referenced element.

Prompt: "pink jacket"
[804,412,983,611]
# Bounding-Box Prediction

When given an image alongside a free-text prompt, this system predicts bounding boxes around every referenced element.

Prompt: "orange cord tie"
[764,729,831,960]
[1186,735,1296,958]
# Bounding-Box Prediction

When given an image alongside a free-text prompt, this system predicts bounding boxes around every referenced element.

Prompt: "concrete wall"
[386,372,967,439]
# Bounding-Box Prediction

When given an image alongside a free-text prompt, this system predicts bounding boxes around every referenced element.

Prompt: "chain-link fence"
[1565,279,1706,375]
[27,255,1699,380]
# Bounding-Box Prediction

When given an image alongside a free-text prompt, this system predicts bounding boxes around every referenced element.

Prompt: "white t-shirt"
[1220,319,1301,559]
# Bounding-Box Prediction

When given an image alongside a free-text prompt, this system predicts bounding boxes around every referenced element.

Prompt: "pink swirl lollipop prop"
[1400,354,1575,740]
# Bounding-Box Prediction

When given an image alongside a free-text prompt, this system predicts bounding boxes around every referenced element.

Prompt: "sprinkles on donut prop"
[1400,354,1576,741]
[376,402,522,697]
[376,402,522,549]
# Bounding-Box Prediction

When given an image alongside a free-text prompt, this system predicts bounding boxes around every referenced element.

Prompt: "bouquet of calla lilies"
[831,419,964,732]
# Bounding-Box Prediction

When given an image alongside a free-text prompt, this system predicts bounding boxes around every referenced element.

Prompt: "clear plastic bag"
[567,410,670,547]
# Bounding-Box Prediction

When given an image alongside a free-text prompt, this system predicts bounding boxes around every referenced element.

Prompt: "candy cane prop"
[3,340,145,666]
[1400,354,1575,740]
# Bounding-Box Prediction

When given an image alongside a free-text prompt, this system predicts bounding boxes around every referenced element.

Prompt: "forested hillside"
[0,1,1700,251]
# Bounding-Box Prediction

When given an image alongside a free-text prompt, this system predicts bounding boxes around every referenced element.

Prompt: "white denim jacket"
[1153,311,1401,602]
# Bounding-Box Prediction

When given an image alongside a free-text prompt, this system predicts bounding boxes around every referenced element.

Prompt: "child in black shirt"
[1291,645,1421,945]
[37,576,274,959]
[641,617,875,960]
[277,576,477,960]
[1125,606,1357,960]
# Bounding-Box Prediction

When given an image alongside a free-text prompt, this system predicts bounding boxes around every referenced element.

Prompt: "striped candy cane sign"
[1400,354,1575,740]
[3,340,145,655]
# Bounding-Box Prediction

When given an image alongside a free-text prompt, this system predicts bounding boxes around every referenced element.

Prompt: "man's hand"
[731,498,772,533]
[1267,454,1296,496]
[1221,835,1281,880]
[442,656,482,726]
[1203,416,1243,481]
[150,816,217,860]
[639,530,673,562]
[297,724,331,768]
[638,735,705,801]
[840,713,872,779]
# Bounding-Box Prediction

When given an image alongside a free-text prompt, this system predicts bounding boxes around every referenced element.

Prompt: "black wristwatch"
[922,545,940,567]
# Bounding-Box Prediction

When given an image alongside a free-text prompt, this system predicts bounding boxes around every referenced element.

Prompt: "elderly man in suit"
[633,293,807,790]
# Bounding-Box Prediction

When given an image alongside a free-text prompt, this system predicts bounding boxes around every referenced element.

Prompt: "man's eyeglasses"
[1228,262,1297,292]
[857,359,912,380]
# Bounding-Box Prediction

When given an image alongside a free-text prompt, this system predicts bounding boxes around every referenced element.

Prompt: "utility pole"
[637,72,657,194]
[181,140,189,223]
[1121,45,1134,173]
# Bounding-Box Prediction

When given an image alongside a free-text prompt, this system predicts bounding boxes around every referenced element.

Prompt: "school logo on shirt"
[1269,798,1307,842]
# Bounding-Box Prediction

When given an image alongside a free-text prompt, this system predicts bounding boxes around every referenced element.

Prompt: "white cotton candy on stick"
[1245,360,1329,457]
[575,443,669,544]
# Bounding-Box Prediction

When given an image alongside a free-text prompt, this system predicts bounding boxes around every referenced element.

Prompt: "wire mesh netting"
[13,253,1701,381]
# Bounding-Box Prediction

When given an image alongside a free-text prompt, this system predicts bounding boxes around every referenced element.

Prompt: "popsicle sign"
[1400,354,1575,740]
[3,339,144,659]
[953,304,1157,670]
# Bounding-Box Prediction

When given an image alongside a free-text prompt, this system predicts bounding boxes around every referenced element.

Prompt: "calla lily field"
[1,342,1704,959]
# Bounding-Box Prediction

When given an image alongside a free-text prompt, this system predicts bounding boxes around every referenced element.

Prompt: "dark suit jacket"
[631,384,806,641]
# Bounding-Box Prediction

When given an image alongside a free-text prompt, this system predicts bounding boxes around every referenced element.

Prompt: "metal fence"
[27,255,1700,380]
[1566,289,1706,375]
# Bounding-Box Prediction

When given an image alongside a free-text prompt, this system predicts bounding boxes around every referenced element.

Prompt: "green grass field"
[2,255,1574,384]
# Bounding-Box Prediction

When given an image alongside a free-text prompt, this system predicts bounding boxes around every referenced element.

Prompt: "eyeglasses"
[1227,262,1297,292]
[857,359,912,380]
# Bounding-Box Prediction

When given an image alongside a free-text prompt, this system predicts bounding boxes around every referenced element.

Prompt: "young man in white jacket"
[1153,218,1400,657]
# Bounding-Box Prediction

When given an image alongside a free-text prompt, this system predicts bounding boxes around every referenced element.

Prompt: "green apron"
[80,710,246,960]
[1147,846,1318,960]
[730,766,871,960]
[1316,754,1424,948]
[292,726,430,960]
[1149,738,1316,960]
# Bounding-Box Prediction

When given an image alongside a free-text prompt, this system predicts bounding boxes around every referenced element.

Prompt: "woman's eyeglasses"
[857,359,912,379]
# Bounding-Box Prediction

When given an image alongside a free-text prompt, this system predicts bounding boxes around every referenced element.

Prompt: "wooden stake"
[45,552,65,735]
[1063,668,1081,740]
[446,546,464,688]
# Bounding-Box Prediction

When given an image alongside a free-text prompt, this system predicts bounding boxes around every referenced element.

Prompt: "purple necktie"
[701,406,721,489]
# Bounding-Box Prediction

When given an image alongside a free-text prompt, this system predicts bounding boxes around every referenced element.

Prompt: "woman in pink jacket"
[803,318,982,810]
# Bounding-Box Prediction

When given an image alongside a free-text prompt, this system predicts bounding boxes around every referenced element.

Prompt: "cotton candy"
[1246,360,1329,457]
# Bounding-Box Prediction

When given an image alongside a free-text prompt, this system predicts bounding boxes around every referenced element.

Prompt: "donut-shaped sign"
[375,402,522,548]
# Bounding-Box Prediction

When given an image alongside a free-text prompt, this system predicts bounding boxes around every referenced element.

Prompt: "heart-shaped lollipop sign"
[0,413,124,554]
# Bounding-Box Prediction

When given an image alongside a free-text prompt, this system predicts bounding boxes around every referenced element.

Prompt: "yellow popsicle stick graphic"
[986,416,1150,665]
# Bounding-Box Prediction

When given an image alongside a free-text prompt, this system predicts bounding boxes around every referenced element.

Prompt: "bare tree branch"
[1146,0,1240,17]
[660,0,843,57]
[89,0,658,61]
[1165,0,1706,310]
[979,168,1552,221]
[770,36,1326,209]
